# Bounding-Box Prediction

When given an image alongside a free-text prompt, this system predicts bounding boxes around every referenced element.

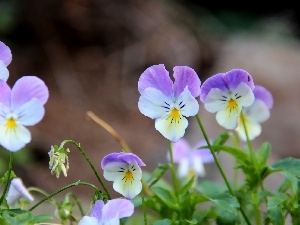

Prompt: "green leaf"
[267,195,286,225]
[256,142,271,169]
[151,187,179,211]
[153,219,172,225]
[212,132,230,145]
[211,145,248,163]
[269,157,300,177]
[146,164,170,187]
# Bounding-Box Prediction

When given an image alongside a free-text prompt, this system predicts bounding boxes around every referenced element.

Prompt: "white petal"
[6,178,34,206]
[103,162,128,181]
[155,114,188,142]
[175,86,199,117]
[192,157,205,177]
[138,87,174,119]
[0,61,9,81]
[204,88,229,113]
[78,216,98,225]
[113,176,142,199]
[234,83,255,107]
[216,108,240,130]
[244,100,270,123]
[236,116,262,141]
[0,124,31,152]
[177,158,189,178]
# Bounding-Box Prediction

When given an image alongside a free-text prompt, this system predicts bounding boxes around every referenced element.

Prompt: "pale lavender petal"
[90,200,104,220]
[0,61,9,81]
[200,73,227,102]
[193,140,214,163]
[138,87,173,119]
[78,216,98,225]
[171,138,190,163]
[6,178,34,205]
[253,85,273,109]
[102,199,134,221]
[11,76,49,110]
[173,66,201,98]
[177,158,189,178]
[244,100,270,123]
[0,41,12,66]
[0,80,11,106]
[14,98,45,126]
[138,64,173,97]
[175,87,199,117]
[101,152,145,169]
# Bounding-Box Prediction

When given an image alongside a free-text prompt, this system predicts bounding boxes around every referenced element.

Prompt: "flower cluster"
[1,41,300,225]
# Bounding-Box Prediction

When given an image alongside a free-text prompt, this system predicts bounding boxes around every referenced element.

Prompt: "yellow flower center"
[169,108,181,123]
[228,98,237,109]
[125,170,133,180]
[6,117,17,128]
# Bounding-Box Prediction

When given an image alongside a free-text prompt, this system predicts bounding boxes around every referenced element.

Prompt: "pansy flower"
[138,64,201,142]
[101,152,146,199]
[0,41,12,81]
[167,138,214,179]
[78,199,134,225]
[0,76,49,152]
[235,85,273,141]
[6,177,34,206]
[200,69,255,129]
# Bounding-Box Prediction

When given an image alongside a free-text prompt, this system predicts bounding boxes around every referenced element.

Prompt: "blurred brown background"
[0,0,300,211]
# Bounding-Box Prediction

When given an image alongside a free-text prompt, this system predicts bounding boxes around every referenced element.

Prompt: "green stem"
[29,181,99,211]
[142,187,148,225]
[0,152,13,205]
[70,193,85,217]
[195,114,251,225]
[62,140,111,200]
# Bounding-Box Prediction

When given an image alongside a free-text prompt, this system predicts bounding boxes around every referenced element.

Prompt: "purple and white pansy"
[235,85,273,141]
[168,138,214,179]
[200,69,255,130]
[101,152,146,199]
[0,76,49,152]
[6,177,34,206]
[0,41,12,81]
[138,64,201,142]
[78,199,134,225]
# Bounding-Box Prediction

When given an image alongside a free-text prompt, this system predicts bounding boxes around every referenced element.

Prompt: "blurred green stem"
[0,152,13,206]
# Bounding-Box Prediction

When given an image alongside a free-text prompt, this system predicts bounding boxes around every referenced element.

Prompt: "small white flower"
[6,178,34,207]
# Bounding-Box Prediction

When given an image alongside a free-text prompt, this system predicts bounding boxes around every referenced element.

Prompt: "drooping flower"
[167,138,214,179]
[138,64,201,142]
[78,199,134,225]
[49,145,70,178]
[6,177,34,207]
[235,85,273,141]
[0,41,12,81]
[101,152,146,199]
[200,69,255,129]
[0,76,49,152]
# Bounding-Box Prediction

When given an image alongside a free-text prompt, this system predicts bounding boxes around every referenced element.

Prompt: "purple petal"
[102,198,134,221]
[192,140,214,163]
[0,41,12,66]
[200,69,254,102]
[101,152,146,169]
[170,138,190,163]
[253,85,273,109]
[0,80,11,106]
[11,76,49,110]
[173,66,201,98]
[90,200,104,220]
[138,64,173,97]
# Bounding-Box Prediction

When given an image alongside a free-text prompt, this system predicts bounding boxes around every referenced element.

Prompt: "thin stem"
[29,181,99,211]
[195,114,251,225]
[142,187,148,225]
[86,111,131,152]
[62,140,111,199]
[0,152,13,205]
[70,193,85,217]
[168,141,180,197]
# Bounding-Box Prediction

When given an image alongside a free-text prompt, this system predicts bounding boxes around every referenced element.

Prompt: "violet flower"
[200,69,255,129]
[0,41,12,81]
[138,64,201,142]
[101,152,146,199]
[0,76,49,152]
[78,199,134,225]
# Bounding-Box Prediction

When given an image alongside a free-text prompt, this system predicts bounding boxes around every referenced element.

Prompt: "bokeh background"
[1,0,300,220]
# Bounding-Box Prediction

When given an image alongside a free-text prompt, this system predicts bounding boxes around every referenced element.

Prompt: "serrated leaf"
[146,164,170,187]
[267,196,285,225]
[256,142,271,169]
